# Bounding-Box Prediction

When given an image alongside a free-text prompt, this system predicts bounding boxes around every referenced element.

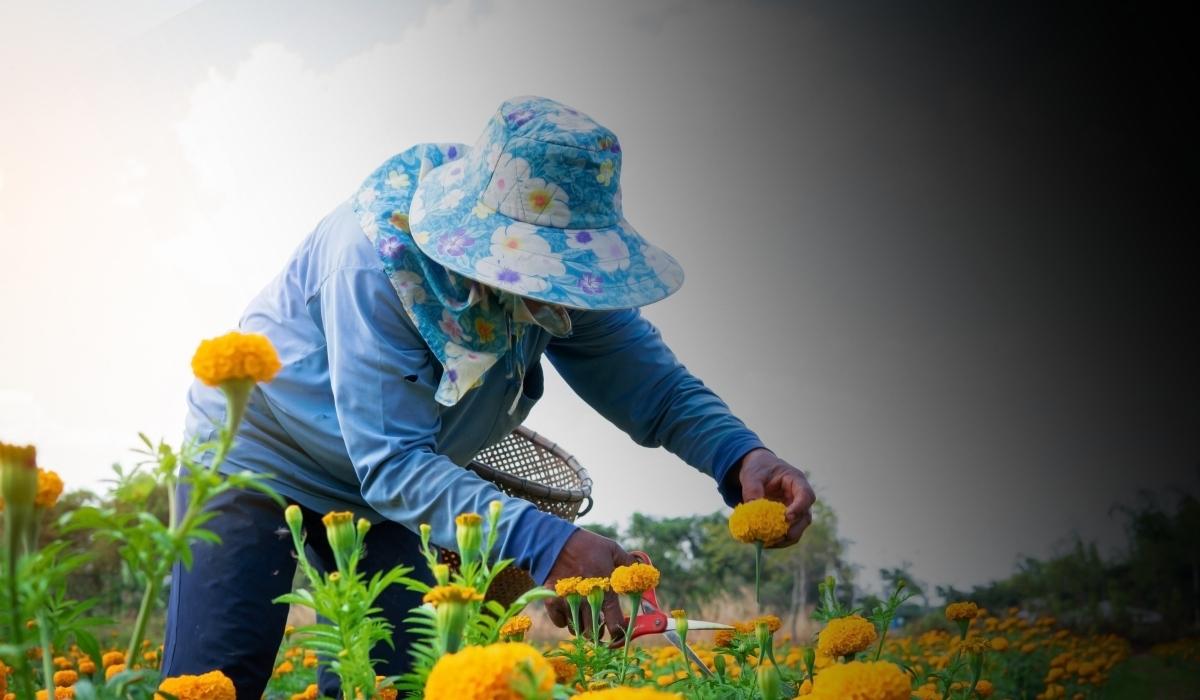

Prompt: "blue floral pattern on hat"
[408,95,684,310]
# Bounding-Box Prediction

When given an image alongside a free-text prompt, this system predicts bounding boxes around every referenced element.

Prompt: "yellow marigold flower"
[554,576,583,597]
[575,577,610,597]
[78,658,96,675]
[424,642,553,700]
[500,614,533,638]
[53,669,78,687]
[422,584,484,607]
[573,688,682,699]
[105,664,125,680]
[728,498,789,545]
[990,637,1010,652]
[817,614,878,658]
[156,670,236,700]
[945,602,979,621]
[100,652,124,668]
[190,331,281,387]
[36,689,74,699]
[809,660,910,700]
[456,512,483,527]
[610,562,661,595]
[33,469,64,509]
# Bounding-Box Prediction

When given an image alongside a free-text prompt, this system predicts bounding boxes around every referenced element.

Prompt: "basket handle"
[576,495,593,518]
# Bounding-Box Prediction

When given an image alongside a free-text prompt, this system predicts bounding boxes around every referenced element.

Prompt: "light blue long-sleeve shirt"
[185,198,765,583]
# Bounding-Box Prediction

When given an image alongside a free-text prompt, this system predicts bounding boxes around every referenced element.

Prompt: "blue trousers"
[161,485,429,699]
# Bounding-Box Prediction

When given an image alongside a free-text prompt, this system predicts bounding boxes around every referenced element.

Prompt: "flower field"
[3,332,1198,699]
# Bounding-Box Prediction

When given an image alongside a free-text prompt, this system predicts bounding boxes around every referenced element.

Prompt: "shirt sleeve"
[315,266,578,583]
[544,308,766,507]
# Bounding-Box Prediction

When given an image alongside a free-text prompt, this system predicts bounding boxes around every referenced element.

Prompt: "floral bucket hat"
[407,95,684,310]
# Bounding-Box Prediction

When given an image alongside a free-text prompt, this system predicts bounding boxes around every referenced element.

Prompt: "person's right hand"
[543,528,637,641]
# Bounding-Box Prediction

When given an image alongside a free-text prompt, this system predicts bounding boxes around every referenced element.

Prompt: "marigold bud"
[322,511,357,572]
[455,512,483,567]
[284,504,303,532]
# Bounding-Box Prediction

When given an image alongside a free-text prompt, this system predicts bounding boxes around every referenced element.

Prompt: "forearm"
[358,448,577,583]
[547,309,766,499]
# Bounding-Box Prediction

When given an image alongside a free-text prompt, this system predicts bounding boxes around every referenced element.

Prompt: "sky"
[1,0,1195,594]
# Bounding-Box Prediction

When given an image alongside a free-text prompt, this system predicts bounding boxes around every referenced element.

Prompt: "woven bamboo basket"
[439,425,593,605]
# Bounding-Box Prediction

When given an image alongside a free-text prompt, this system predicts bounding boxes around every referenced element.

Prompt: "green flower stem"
[37,610,55,698]
[126,570,161,667]
[939,623,970,700]
[5,506,34,699]
[589,603,601,647]
[754,541,763,607]
[566,596,582,641]
[618,594,640,685]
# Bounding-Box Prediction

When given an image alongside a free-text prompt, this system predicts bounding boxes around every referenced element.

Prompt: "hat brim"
[408,147,684,311]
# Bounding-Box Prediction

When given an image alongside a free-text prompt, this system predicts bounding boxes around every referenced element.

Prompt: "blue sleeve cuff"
[498,505,580,585]
[713,433,768,507]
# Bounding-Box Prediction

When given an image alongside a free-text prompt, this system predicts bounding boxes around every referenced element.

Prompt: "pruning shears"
[610,551,733,677]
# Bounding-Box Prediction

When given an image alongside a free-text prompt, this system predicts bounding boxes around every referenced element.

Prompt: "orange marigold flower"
[575,577,610,597]
[754,614,783,633]
[105,664,125,680]
[546,655,577,684]
[290,684,319,700]
[809,660,911,700]
[424,642,553,700]
[817,614,878,658]
[53,669,78,687]
[34,469,63,509]
[156,670,236,700]
[36,689,74,699]
[554,576,583,598]
[100,652,124,668]
[610,562,660,595]
[974,679,995,697]
[422,584,484,607]
[946,602,980,622]
[500,614,533,638]
[728,499,789,545]
[190,331,281,387]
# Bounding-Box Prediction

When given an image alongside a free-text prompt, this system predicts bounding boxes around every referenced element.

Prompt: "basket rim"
[468,425,593,506]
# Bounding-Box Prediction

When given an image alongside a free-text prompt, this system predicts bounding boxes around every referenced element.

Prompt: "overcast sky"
[1,0,1195,594]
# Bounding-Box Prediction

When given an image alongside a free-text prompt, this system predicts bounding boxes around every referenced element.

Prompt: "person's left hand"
[736,448,816,548]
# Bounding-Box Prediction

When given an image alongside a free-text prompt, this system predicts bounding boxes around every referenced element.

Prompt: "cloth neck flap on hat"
[351,143,570,407]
